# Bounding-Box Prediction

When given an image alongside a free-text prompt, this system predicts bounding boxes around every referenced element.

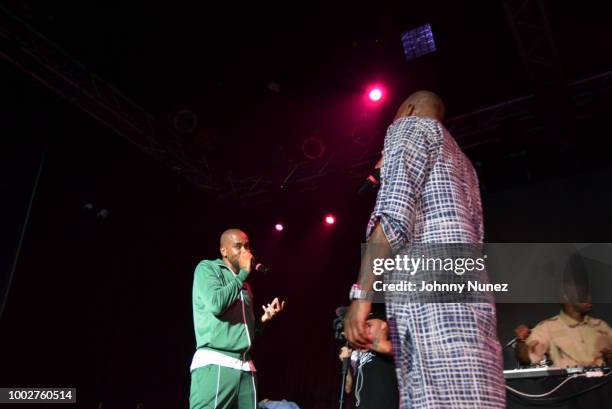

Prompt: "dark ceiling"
[4,0,612,200]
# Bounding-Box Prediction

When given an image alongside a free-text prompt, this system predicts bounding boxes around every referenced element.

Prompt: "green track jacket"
[192,259,256,360]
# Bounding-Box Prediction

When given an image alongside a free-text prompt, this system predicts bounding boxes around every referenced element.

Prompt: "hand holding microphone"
[358,155,383,194]
[238,250,254,274]
[240,252,271,275]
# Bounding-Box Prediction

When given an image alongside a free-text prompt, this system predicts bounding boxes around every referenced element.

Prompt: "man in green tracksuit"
[190,228,285,409]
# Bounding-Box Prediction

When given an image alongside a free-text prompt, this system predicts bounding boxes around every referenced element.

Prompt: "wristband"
[349,284,373,301]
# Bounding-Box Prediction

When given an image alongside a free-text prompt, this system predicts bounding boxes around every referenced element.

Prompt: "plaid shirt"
[367,116,483,247]
[366,116,505,408]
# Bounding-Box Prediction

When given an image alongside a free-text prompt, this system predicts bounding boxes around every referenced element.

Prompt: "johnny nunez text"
[373,280,509,293]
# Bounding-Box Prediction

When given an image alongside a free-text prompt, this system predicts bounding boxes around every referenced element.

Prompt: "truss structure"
[2,4,611,204]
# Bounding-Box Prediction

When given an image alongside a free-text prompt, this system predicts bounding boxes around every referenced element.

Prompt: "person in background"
[515,300,612,367]
[339,305,398,409]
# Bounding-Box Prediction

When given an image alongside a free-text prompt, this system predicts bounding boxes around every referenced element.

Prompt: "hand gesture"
[514,324,531,341]
[261,297,285,323]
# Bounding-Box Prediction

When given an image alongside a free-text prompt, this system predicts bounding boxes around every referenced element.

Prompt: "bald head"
[395,90,445,121]
[220,228,245,247]
[219,229,250,272]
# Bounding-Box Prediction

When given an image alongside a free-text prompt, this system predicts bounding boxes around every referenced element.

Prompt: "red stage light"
[275,223,284,232]
[324,215,336,225]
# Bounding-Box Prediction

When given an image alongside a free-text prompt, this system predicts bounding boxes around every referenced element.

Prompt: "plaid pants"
[386,302,506,409]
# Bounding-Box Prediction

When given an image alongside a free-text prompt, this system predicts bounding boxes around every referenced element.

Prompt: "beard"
[229,256,241,272]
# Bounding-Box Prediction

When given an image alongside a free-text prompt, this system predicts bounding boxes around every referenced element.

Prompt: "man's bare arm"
[345,222,393,349]
[357,222,392,291]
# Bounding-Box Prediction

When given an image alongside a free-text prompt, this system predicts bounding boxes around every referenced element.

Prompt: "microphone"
[358,168,381,194]
[504,326,531,348]
[253,261,270,273]
[503,336,520,349]
[341,352,350,373]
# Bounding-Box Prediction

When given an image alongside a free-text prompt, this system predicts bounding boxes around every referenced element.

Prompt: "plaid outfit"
[366,116,506,408]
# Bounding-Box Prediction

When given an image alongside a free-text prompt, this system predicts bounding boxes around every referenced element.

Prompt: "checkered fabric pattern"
[366,116,506,408]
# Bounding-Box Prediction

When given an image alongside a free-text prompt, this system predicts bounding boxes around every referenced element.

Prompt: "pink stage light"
[324,215,336,225]
[369,88,383,101]
[275,223,284,232]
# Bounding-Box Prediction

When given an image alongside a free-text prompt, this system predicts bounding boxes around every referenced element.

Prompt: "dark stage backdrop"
[2,67,612,409]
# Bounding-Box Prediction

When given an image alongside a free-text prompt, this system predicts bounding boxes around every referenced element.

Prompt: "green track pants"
[190,365,257,409]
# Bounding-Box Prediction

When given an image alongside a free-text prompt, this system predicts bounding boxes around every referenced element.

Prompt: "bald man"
[345,91,505,408]
[189,229,285,409]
